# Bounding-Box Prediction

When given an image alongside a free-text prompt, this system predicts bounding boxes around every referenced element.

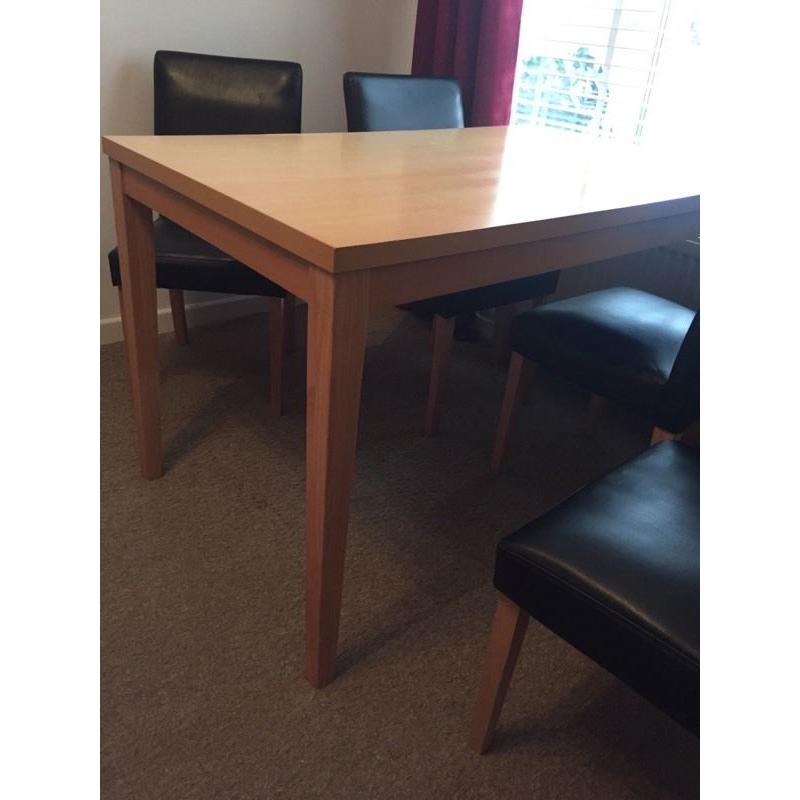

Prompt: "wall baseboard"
[100,294,268,345]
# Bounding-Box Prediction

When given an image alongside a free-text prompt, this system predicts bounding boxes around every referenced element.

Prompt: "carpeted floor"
[101,307,699,799]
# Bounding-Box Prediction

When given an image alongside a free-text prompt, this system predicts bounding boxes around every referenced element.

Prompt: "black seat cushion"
[108,217,286,297]
[655,311,700,432]
[511,287,697,429]
[495,441,699,733]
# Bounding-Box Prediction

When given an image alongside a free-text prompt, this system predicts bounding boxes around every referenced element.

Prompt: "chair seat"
[108,217,287,297]
[510,287,695,418]
[494,441,699,732]
[408,271,559,318]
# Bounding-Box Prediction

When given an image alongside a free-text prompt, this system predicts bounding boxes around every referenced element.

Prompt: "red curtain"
[411,0,524,127]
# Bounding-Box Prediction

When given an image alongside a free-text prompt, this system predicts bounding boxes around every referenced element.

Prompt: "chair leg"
[268,296,285,417]
[469,594,529,755]
[491,353,532,473]
[425,314,455,435]
[492,304,515,364]
[169,289,189,346]
[585,393,607,437]
[283,293,296,353]
[650,426,677,446]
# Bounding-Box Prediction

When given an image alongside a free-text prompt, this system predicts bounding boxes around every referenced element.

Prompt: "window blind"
[511,0,700,145]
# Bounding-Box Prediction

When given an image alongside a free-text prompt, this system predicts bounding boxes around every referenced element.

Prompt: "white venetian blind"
[510,0,700,146]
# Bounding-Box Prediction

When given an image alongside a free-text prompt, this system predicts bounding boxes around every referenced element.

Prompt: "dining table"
[102,124,699,688]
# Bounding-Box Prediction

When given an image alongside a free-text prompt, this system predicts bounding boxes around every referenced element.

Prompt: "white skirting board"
[100,294,269,345]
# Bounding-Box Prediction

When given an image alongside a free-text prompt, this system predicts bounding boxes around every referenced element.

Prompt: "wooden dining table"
[103,125,699,688]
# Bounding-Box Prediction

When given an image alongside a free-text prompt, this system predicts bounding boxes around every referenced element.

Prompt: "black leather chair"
[342,72,560,434]
[108,50,303,415]
[492,287,699,471]
[470,440,699,753]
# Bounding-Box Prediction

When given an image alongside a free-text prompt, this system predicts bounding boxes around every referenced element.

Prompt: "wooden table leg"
[110,160,162,480]
[305,269,370,688]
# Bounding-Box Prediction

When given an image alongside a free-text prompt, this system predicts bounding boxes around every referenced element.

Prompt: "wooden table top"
[103,126,699,273]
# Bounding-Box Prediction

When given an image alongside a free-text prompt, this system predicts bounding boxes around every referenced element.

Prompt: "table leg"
[305,269,370,688]
[109,161,162,480]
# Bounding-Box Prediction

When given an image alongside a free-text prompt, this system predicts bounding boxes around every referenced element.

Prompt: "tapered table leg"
[305,269,370,688]
[109,161,162,480]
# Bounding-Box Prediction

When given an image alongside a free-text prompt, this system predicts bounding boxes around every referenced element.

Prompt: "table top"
[103,126,699,272]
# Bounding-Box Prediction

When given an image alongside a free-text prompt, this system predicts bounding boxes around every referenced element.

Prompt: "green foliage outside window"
[515,47,610,135]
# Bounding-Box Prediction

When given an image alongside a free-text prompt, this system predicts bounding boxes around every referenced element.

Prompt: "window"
[510,0,700,146]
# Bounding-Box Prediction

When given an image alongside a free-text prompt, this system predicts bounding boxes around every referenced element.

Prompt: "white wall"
[100,0,418,341]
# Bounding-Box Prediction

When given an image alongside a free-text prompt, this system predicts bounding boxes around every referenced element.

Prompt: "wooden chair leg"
[650,426,678,446]
[491,353,532,473]
[492,304,515,364]
[585,393,607,437]
[268,296,285,417]
[469,594,529,754]
[168,289,189,346]
[425,314,455,435]
[283,293,296,353]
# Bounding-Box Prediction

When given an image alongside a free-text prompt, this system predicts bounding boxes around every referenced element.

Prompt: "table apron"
[367,211,699,308]
[121,164,313,302]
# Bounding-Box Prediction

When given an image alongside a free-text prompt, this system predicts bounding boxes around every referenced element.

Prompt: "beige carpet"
[101,307,699,799]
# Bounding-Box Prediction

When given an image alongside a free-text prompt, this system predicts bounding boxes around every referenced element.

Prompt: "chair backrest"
[343,72,464,132]
[657,313,700,431]
[153,50,302,135]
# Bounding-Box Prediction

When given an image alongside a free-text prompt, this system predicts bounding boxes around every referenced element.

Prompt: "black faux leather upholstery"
[343,72,464,131]
[342,72,559,312]
[154,50,302,135]
[655,313,700,432]
[108,51,302,299]
[510,287,698,432]
[108,217,287,297]
[495,441,699,733]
